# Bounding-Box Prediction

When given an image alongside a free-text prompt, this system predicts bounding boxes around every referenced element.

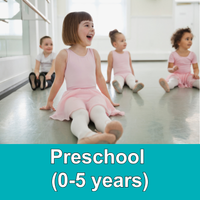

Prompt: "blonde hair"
[62,12,93,46]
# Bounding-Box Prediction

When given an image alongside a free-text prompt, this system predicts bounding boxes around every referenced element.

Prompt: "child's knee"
[90,105,105,115]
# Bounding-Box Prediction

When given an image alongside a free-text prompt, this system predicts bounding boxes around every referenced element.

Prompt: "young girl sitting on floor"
[29,36,56,90]
[159,27,199,92]
[106,29,144,94]
[40,12,124,144]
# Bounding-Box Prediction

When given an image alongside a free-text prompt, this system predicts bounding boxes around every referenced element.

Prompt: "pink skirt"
[166,73,196,88]
[50,88,125,121]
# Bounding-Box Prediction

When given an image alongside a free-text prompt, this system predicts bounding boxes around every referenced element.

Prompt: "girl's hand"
[40,100,56,111]
[111,101,120,107]
[135,79,138,82]
[106,80,110,84]
[193,73,199,79]
[46,74,51,80]
[173,66,179,72]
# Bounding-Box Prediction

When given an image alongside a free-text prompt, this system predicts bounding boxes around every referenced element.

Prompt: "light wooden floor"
[0,61,199,144]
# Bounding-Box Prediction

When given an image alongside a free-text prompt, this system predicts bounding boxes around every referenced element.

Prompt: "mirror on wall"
[0,0,21,20]
[0,0,29,58]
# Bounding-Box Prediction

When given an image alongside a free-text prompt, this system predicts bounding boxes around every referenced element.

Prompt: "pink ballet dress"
[112,51,132,79]
[50,48,124,121]
[166,51,197,88]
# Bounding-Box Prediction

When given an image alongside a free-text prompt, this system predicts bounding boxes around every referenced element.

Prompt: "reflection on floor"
[0,61,199,144]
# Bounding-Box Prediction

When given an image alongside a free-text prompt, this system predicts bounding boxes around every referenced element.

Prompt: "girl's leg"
[90,105,123,142]
[70,109,95,140]
[46,73,55,88]
[159,78,170,92]
[159,77,178,92]
[70,109,116,144]
[192,79,200,89]
[168,77,179,89]
[112,75,124,93]
[90,105,111,132]
[125,74,144,93]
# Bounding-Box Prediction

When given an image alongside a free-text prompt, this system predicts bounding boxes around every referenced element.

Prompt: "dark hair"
[40,36,51,45]
[62,11,93,46]
[171,27,193,49]
[109,29,122,47]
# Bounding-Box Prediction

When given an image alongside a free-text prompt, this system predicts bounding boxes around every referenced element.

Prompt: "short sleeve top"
[36,52,56,72]
[168,51,197,74]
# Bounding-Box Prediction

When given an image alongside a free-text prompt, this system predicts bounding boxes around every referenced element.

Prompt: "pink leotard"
[112,51,132,79]
[166,51,198,88]
[50,48,124,121]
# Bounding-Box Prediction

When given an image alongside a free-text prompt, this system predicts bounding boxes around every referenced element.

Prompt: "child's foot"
[39,73,46,90]
[159,78,170,92]
[132,83,144,93]
[29,72,37,90]
[77,133,116,144]
[105,121,123,143]
[112,80,123,94]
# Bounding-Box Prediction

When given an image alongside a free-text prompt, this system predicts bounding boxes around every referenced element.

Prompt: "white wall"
[0,35,23,57]
[175,1,199,62]
[0,55,31,92]
[56,0,175,61]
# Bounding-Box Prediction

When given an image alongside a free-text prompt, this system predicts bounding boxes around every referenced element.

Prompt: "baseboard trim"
[0,78,28,101]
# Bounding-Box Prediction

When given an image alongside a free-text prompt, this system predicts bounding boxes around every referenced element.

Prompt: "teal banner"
[0,145,199,199]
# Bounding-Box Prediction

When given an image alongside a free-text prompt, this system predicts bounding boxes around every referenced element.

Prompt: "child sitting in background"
[29,36,56,90]
[106,29,144,94]
[159,27,199,92]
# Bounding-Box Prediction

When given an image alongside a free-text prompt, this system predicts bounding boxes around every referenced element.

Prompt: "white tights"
[70,105,111,140]
[114,74,136,89]
[192,79,200,89]
[168,77,179,89]
[168,77,200,89]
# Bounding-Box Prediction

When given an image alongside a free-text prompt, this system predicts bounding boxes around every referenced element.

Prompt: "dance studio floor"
[0,61,199,144]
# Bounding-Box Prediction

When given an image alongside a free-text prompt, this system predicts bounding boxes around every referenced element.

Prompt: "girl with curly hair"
[159,27,199,92]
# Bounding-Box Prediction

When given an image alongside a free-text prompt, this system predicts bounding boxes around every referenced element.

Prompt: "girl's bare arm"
[192,63,199,79]
[40,50,67,110]
[106,52,113,83]
[128,52,134,75]
[168,62,178,73]
[93,49,119,107]
[34,60,40,78]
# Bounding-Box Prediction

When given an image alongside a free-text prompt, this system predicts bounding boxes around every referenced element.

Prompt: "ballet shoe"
[105,121,123,143]
[77,133,116,144]
[29,72,37,90]
[39,73,46,90]
[159,78,170,92]
[132,83,144,93]
[112,80,123,94]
